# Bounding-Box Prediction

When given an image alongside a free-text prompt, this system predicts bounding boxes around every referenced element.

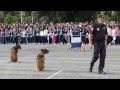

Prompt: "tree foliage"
[1,11,120,23]
[4,14,20,24]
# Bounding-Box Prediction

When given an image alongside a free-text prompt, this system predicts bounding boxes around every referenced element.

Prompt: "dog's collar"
[37,56,45,60]
[11,48,17,51]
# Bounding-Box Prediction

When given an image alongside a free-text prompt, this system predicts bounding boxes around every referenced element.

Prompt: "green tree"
[4,14,20,24]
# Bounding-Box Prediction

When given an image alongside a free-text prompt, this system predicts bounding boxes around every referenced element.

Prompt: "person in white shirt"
[40,29,44,44]
[36,27,40,44]
[29,27,34,44]
[107,25,113,45]
[111,26,117,45]
[44,28,48,44]
[21,29,27,44]
[47,28,52,44]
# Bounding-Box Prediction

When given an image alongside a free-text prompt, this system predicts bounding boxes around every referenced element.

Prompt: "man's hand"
[105,35,108,49]
[105,43,108,49]
[89,43,92,49]
[88,33,93,49]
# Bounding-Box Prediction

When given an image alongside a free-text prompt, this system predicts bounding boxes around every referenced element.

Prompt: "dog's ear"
[19,46,22,50]
[17,45,21,50]
[40,49,44,53]
[11,47,14,50]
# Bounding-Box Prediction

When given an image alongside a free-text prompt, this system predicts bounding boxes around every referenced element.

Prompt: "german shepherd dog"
[35,49,49,71]
[10,44,21,62]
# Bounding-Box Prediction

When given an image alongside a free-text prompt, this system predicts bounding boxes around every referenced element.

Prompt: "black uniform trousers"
[90,41,106,72]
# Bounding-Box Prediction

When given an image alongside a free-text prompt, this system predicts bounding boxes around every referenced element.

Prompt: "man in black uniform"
[89,15,108,74]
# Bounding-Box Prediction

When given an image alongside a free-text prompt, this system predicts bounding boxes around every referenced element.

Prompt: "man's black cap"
[97,15,104,19]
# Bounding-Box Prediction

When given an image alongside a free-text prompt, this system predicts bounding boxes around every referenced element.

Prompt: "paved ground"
[0,44,120,79]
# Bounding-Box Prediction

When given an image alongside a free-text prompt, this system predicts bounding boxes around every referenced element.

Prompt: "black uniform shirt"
[92,23,108,42]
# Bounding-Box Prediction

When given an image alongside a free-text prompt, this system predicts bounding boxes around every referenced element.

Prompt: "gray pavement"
[0,44,120,79]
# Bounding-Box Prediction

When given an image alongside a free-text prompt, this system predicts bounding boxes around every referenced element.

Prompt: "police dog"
[35,49,49,71]
[10,44,21,62]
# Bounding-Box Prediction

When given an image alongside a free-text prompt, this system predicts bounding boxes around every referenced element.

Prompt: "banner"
[71,27,82,48]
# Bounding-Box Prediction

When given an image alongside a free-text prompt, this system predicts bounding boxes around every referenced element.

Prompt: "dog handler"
[89,15,108,74]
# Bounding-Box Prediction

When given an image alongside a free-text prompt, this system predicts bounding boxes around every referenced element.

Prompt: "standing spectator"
[62,27,68,44]
[115,26,120,45]
[85,31,89,45]
[26,26,31,44]
[51,32,56,44]
[2,29,5,44]
[107,25,112,45]
[111,26,117,45]
[10,28,14,44]
[12,27,17,44]
[0,30,2,44]
[47,27,52,44]
[81,25,86,51]
[44,26,48,44]
[36,26,40,44]
[40,29,44,44]
[64,33,69,44]
[59,26,63,44]
[5,28,10,44]
[21,28,27,44]
[29,26,34,44]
